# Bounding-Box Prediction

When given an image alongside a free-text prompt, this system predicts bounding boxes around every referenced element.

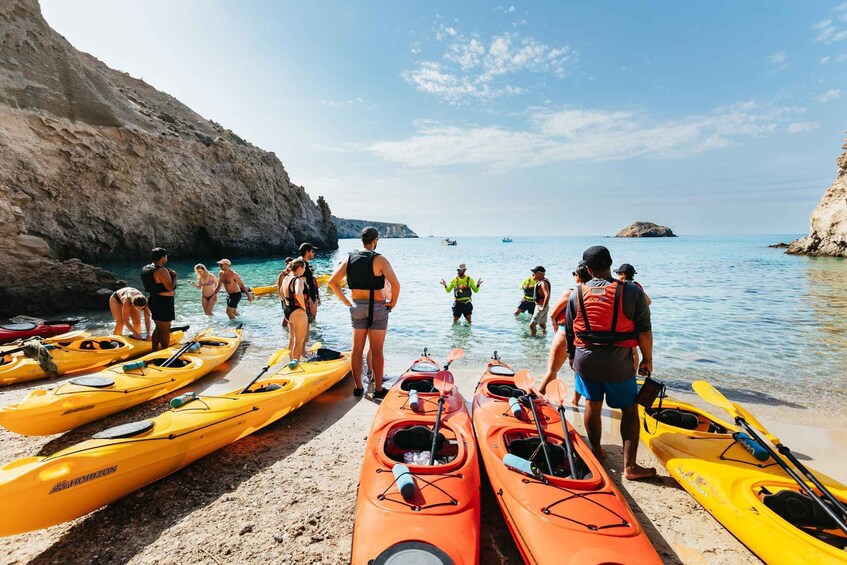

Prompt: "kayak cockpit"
[385,423,461,467]
[645,405,728,434]
[486,381,526,399]
[757,485,847,549]
[503,430,594,483]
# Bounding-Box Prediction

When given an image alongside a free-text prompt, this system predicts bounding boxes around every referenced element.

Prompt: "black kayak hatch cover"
[373,541,454,565]
[93,420,154,440]
[488,364,516,376]
[69,376,116,388]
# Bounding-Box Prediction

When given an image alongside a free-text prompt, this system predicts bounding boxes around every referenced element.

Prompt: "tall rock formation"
[331,216,418,239]
[0,0,337,316]
[788,138,847,257]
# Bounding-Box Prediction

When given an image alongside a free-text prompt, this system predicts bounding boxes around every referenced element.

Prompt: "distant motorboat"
[502,236,513,243]
[442,238,457,246]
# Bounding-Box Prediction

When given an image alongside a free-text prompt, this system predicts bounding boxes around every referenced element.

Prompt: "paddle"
[514,370,556,477]
[44,319,80,326]
[160,329,212,368]
[428,371,454,466]
[692,380,847,533]
[239,348,291,394]
[544,380,581,480]
[443,348,464,370]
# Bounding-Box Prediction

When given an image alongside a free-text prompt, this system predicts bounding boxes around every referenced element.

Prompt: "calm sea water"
[83,235,847,412]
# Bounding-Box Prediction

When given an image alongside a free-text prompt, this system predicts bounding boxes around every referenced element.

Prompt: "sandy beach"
[5,347,843,565]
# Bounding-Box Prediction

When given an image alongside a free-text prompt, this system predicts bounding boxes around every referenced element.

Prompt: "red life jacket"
[572,281,638,348]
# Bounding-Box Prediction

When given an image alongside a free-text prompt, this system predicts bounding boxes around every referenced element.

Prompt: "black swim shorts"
[227,292,242,309]
[452,301,473,318]
[516,300,536,314]
[149,295,175,322]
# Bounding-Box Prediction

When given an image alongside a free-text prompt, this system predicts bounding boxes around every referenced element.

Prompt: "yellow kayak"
[251,275,339,297]
[639,387,847,564]
[0,350,350,535]
[0,330,185,386]
[0,328,242,436]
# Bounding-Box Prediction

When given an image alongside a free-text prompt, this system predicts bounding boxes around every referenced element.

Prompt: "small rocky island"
[331,216,418,239]
[616,222,677,238]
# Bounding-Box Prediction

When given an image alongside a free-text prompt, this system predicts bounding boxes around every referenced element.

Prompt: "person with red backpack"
[564,245,656,480]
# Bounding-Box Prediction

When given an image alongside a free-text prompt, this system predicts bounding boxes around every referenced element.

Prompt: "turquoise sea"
[84,235,847,413]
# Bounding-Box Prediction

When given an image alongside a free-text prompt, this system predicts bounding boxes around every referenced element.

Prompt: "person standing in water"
[140,248,177,352]
[190,264,218,316]
[614,263,652,377]
[529,266,551,336]
[440,263,482,324]
[214,259,253,319]
[280,259,309,364]
[328,227,400,399]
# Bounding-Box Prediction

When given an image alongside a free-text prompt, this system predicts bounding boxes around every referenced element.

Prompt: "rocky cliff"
[331,216,418,239]
[616,222,676,238]
[787,138,847,257]
[0,0,337,316]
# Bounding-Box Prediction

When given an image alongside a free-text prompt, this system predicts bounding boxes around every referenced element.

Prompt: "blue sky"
[42,1,847,235]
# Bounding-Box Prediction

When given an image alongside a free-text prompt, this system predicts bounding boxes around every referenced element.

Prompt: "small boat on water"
[502,236,513,243]
[442,238,457,246]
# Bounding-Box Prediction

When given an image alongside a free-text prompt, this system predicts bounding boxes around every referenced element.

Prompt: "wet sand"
[0,351,841,564]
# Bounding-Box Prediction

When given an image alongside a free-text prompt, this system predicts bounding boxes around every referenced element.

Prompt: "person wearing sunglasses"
[440,263,483,324]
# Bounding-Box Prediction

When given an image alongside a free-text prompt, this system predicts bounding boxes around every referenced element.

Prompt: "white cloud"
[403,27,574,103]
[837,53,847,61]
[315,97,368,109]
[817,88,842,102]
[788,122,820,133]
[364,102,802,171]
[768,51,787,64]
[821,55,831,64]
[813,18,847,43]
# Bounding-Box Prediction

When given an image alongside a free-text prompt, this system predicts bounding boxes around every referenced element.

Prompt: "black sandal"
[353,387,364,397]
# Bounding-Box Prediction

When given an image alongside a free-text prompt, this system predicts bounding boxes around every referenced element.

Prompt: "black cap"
[360,226,380,243]
[299,242,316,254]
[582,245,613,270]
[531,265,546,273]
[614,263,637,278]
[150,247,168,261]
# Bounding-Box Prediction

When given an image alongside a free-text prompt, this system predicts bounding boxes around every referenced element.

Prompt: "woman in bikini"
[191,264,217,315]
[280,259,309,363]
[109,287,152,340]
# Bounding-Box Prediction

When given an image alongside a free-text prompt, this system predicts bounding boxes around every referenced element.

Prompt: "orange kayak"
[472,357,662,564]
[352,354,481,564]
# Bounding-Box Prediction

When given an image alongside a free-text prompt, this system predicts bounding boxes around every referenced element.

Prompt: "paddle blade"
[267,348,291,367]
[734,402,781,444]
[308,341,323,352]
[692,380,733,412]
[434,371,455,396]
[514,370,535,393]
[545,379,568,407]
[446,348,464,364]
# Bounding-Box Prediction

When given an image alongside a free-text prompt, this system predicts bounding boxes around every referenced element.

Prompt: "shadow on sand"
[28,374,357,564]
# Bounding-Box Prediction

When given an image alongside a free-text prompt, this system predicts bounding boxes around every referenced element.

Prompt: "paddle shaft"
[161,338,199,368]
[428,396,446,466]
[737,417,847,534]
[239,365,273,395]
[524,393,556,476]
[773,442,847,519]
[557,406,580,480]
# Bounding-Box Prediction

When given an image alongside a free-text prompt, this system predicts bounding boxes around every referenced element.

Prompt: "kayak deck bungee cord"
[0,327,241,436]
[639,381,847,564]
[352,349,481,565]
[0,346,351,535]
[472,354,662,565]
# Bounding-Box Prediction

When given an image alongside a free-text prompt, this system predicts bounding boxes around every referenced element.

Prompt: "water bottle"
[287,359,299,370]
[508,397,523,418]
[392,464,416,498]
[170,392,198,409]
[408,389,420,411]
[503,454,542,479]
[734,432,769,461]
[122,360,146,372]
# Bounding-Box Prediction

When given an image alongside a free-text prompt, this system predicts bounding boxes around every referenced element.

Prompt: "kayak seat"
[199,340,228,347]
[146,358,191,368]
[762,489,839,529]
[92,419,154,440]
[99,340,123,349]
[508,437,566,472]
[401,379,435,393]
[410,361,439,373]
[392,425,445,452]
[488,364,516,376]
[654,409,700,430]
[303,348,343,362]
[79,340,97,350]
[488,383,524,398]
[252,383,282,393]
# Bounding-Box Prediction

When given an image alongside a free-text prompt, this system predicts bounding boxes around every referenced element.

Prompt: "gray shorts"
[350,299,390,330]
[531,304,549,325]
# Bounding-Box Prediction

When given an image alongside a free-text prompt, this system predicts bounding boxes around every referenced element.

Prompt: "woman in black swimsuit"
[109,287,151,340]
[280,259,309,363]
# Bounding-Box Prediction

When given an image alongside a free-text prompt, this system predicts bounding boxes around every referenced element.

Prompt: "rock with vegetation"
[788,138,847,257]
[616,222,677,238]
[331,216,418,239]
[0,0,337,316]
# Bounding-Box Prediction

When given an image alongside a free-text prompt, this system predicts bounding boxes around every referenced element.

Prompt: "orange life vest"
[572,281,638,348]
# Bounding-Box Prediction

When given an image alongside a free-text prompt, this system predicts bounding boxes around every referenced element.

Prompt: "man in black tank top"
[328,227,401,400]
[141,247,177,351]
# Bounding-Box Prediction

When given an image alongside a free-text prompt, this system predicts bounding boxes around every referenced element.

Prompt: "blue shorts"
[574,373,638,409]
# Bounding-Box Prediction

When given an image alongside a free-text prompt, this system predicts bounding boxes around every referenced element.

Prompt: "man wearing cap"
[528,266,551,336]
[214,259,253,320]
[440,263,483,324]
[564,245,656,480]
[298,243,320,322]
[328,226,400,399]
[614,263,652,305]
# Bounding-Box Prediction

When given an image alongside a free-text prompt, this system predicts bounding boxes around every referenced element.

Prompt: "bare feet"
[593,447,607,465]
[624,464,657,480]
[570,396,580,406]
